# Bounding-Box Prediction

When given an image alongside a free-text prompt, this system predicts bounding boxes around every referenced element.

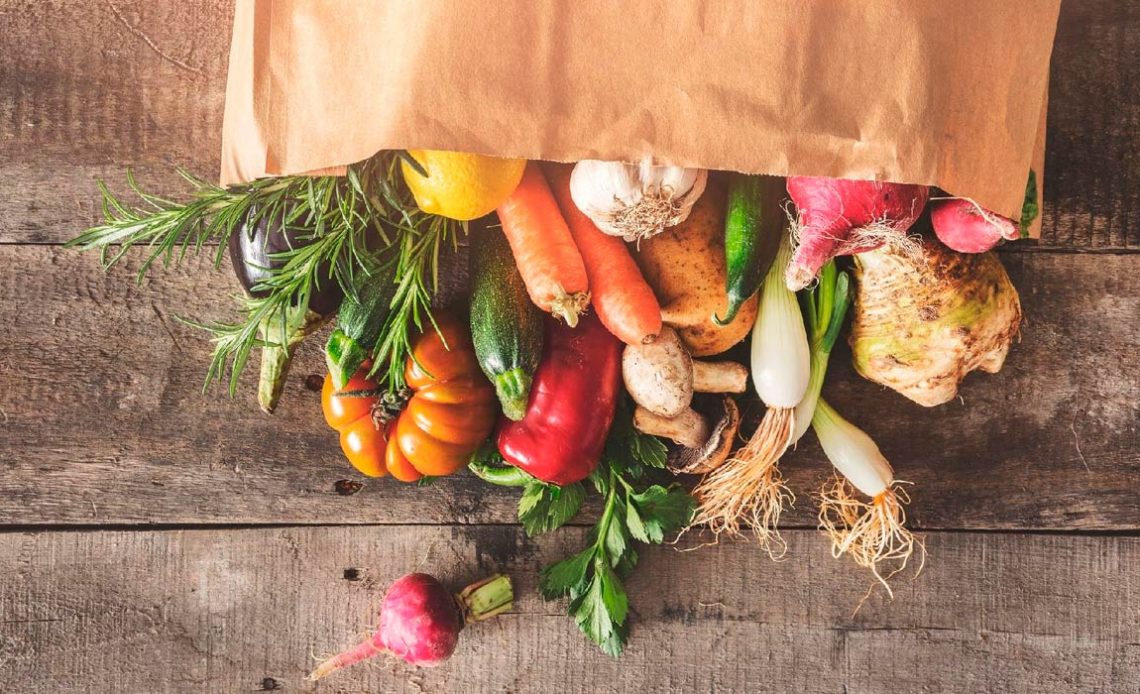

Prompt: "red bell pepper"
[497,313,621,485]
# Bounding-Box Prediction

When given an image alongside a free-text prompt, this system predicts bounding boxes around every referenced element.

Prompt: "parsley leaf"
[628,485,696,544]
[629,426,668,470]
[518,481,585,537]
[491,403,694,657]
[540,547,593,599]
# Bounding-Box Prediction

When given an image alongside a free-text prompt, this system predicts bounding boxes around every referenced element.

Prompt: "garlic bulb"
[569,160,708,242]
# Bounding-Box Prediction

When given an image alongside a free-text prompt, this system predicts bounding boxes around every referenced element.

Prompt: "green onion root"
[690,406,795,558]
[816,476,924,597]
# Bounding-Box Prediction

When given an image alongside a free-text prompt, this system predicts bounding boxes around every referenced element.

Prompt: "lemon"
[401,150,526,221]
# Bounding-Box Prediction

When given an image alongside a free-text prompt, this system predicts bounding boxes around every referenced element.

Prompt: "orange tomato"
[387,318,497,479]
[339,416,387,477]
[321,371,377,430]
[318,319,495,482]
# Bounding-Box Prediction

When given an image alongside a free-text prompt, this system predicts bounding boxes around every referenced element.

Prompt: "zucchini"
[470,227,544,420]
[715,173,785,326]
[325,258,398,388]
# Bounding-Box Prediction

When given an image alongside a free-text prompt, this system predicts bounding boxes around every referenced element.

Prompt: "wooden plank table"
[1,1,1138,692]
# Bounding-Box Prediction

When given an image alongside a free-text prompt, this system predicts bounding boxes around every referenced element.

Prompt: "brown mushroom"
[622,326,747,419]
[634,395,741,475]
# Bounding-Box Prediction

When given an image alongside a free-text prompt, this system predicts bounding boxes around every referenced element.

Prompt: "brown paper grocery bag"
[221,0,1060,235]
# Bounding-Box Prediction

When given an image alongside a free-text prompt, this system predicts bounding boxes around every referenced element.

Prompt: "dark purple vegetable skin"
[227,210,344,413]
[227,211,344,315]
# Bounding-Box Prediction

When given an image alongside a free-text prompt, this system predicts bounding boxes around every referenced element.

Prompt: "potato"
[633,184,758,356]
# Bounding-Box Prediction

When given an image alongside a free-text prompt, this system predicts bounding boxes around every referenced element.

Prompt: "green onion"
[691,234,806,557]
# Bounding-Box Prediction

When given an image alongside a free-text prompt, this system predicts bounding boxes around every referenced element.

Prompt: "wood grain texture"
[1,525,1137,694]
[0,0,1137,249]
[0,0,232,242]
[1,245,1136,529]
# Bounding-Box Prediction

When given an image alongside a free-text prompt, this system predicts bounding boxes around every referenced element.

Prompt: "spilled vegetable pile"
[71,151,1036,659]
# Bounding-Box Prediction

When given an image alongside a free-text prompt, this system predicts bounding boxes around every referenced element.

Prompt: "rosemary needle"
[69,151,464,395]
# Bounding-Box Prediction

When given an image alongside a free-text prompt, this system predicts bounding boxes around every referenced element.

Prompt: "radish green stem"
[456,574,514,624]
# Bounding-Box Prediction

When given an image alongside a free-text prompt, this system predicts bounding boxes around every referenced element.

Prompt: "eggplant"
[228,209,344,414]
[228,211,344,315]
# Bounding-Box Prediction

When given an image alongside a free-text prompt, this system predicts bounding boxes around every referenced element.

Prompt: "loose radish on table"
[690,233,808,556]
[545,163,663,345]
[929,198,1019,253]
[496,163,591,326]
[308,572,513,680]
[797,262,921,594]
[785,176,929,290]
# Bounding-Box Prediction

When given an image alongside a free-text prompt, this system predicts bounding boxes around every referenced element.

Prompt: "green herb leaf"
[628,485,696,544]
[569,561,629,657]
[518,481,586,537]
[625,500,650,544]
[1019,169,1039,239]
[534,403,694,658]
[540,547,593,599]
[70,152,462,396]
[629,426,668,470]
[603,501,629,562]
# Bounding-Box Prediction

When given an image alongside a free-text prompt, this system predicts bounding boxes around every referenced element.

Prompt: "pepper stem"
[455,574,514,625]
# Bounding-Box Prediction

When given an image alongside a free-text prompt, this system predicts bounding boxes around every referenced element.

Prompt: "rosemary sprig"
[68,170,309,282]
[369,211,463,388]
[70,151,463,396]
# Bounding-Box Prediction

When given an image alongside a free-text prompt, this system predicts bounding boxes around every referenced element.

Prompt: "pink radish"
[930,198,1019,253]
[785,176,930,290]
[308,572,513,680]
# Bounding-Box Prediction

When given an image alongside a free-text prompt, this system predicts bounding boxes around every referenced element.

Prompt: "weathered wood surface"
[1,245,1136,529]
[1,0,1139,249]
[2,525,1137,694]
[2,0,1139,692]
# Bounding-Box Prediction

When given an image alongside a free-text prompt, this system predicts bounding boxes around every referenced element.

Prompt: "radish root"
[307,639,387,681]
[690,406,795,558]
[816,476,925,596]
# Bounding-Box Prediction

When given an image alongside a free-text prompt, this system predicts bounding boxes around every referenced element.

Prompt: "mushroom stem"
[692,361,748,394]
[633,407,710,449]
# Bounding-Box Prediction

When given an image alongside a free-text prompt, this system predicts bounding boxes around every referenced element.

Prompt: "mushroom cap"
[667,395,741,475]
[622,326,694,418]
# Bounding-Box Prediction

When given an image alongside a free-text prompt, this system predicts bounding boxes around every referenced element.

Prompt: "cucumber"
[470,227,544,420]
[715,173,785,326]
[325,258,398,388]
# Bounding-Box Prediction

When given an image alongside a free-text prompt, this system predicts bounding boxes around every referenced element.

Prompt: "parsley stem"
[593,469,619,556]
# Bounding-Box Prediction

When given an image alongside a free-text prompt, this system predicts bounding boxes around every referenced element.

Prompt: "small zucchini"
[325,257,398,388]
[715,174,785,326]
[470,225,544,420]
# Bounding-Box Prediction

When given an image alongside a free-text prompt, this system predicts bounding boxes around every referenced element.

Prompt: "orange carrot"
[545,163,663,345]
[496,163,591,326]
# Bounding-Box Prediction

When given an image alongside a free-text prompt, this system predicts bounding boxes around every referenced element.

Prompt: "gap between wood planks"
[6,521,1140,538]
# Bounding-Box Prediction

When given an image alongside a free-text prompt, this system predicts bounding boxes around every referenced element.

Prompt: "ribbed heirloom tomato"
[321,319,497,482]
